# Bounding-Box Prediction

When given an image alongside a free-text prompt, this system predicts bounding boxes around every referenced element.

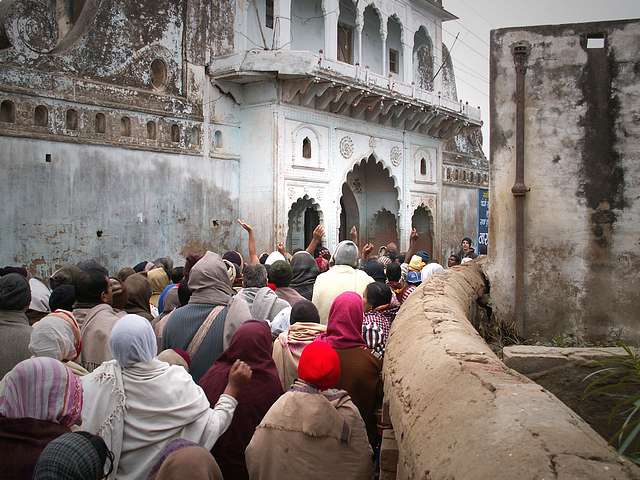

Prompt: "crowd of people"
[0,221,479,480]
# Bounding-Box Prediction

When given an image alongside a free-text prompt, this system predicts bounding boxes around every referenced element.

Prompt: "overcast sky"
[441,0,640,156]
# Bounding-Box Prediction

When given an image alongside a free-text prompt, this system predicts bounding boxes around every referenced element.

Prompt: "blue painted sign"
[478,189,489,254]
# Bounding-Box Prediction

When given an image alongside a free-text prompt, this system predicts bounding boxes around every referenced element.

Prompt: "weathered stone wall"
[384,262,640,479]
[0,0,240,275]
[488,19,640,343]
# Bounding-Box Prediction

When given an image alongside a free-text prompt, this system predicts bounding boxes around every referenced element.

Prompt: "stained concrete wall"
[384,262,640,479]
[0,137,239,277]
[441,184,478,259]
[488,19,640,343]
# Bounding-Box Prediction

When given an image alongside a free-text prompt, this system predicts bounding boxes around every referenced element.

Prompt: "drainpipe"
[511,41,530,337]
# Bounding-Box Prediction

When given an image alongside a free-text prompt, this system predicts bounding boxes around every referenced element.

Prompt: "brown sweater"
[0,417,70,480]
[335,346,383,446]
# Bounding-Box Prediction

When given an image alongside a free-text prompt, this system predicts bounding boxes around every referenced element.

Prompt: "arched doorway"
[287,196,322,252]
[411,205,434,257]
[339,183,359,242]
[339,155,399,246]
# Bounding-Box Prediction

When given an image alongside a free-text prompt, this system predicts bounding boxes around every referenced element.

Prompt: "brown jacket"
[335,346,383,446]
[0,310,32,379]
[246,385,373,480]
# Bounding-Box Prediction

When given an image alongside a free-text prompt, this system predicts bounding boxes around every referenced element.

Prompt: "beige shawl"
[245,385,373,479]
[74,304,125,372]
[272,323,326,391]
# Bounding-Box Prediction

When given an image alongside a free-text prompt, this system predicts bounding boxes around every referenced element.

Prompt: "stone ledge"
[383,262,640,479]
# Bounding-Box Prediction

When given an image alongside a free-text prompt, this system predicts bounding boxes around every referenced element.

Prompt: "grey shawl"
[0,310,32,379]
[235,287,290,322]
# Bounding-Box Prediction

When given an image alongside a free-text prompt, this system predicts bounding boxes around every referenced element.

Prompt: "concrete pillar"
[403,40,413,85]
[356,11,363,65]
[381,28,388,77]
[323,0,339,60]
[274,0,291,49]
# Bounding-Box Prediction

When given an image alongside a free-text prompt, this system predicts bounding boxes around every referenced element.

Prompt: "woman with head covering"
[318,291,382,446]
[162,252,252,382]
[312,241,375,324]
[199,321,283,480]
[49,264,81,290]
[272,300,326,391]
[0,357,83,479]
[123,273,153,321]
[109,278,128,312]
[0,273,33,379]
[289,251,319,301]
[33,431,113,480]
[421,263,445,282]
[246,341,373,480]
[147,439,222,480]
[27,277,51,324]
[147,268,170,313]
[116,267,136,283]
[29,310,88,376]
[81,314,251,480]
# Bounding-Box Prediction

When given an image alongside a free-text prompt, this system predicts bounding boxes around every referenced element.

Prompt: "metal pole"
[511,41,530,337]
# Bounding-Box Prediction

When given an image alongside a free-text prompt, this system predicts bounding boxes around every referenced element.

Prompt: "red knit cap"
[298,341,341,391]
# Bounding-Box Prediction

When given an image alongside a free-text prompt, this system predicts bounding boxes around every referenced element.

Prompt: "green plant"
[584,343,640,463]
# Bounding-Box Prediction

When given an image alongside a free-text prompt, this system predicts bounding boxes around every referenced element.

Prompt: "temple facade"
[0,0,486,274]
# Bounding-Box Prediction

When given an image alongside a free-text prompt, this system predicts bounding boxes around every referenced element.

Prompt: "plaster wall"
[0,136,239,278]
[488,19,640,342]
[291,0,325,53]
[362,7,384,74]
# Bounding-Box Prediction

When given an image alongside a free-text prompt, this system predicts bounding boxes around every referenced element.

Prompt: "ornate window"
[302,137,311,159]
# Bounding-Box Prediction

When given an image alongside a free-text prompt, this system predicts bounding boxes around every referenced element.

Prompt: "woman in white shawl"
[80,314,252,480]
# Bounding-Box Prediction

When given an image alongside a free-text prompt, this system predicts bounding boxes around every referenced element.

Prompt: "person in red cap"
[245,341,373,480]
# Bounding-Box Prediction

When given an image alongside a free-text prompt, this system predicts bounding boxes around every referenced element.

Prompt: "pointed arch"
[442,43,457,101]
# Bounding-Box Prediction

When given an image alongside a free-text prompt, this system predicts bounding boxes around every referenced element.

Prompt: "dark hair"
[397,254,405,264]
[170,266,184,284]
[386,263,402,282]
[365,282,392,309]
[243,264,268,288]
[177,281,191,306]
[268,260,293,287]
[74,269,109,304]
[290,299,320,324]
[461,237,473,246]
[449,253,461,263]
[361,260,386,283]
[77,259,108,276]
[183,254,203,281]
[48,285,76,311]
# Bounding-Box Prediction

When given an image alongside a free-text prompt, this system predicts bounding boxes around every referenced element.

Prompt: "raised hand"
[350,225,358,243]
[410,227,419,244]
[277,242,286,256]
[362,242,374,259]
[225,359,252,398]
[237,219,253,233]
[312,224,325,241]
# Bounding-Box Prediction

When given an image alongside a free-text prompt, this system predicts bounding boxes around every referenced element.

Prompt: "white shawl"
[81,359,237,480]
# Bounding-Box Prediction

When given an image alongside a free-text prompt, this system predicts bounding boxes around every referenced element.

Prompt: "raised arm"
[350,225,359,248]
[306,224,325,255]
[405,227,419,262]
[238,219,259,265]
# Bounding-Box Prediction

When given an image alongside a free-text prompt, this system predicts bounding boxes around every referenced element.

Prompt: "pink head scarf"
[0,357,83,428]
[317,291,366,349]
